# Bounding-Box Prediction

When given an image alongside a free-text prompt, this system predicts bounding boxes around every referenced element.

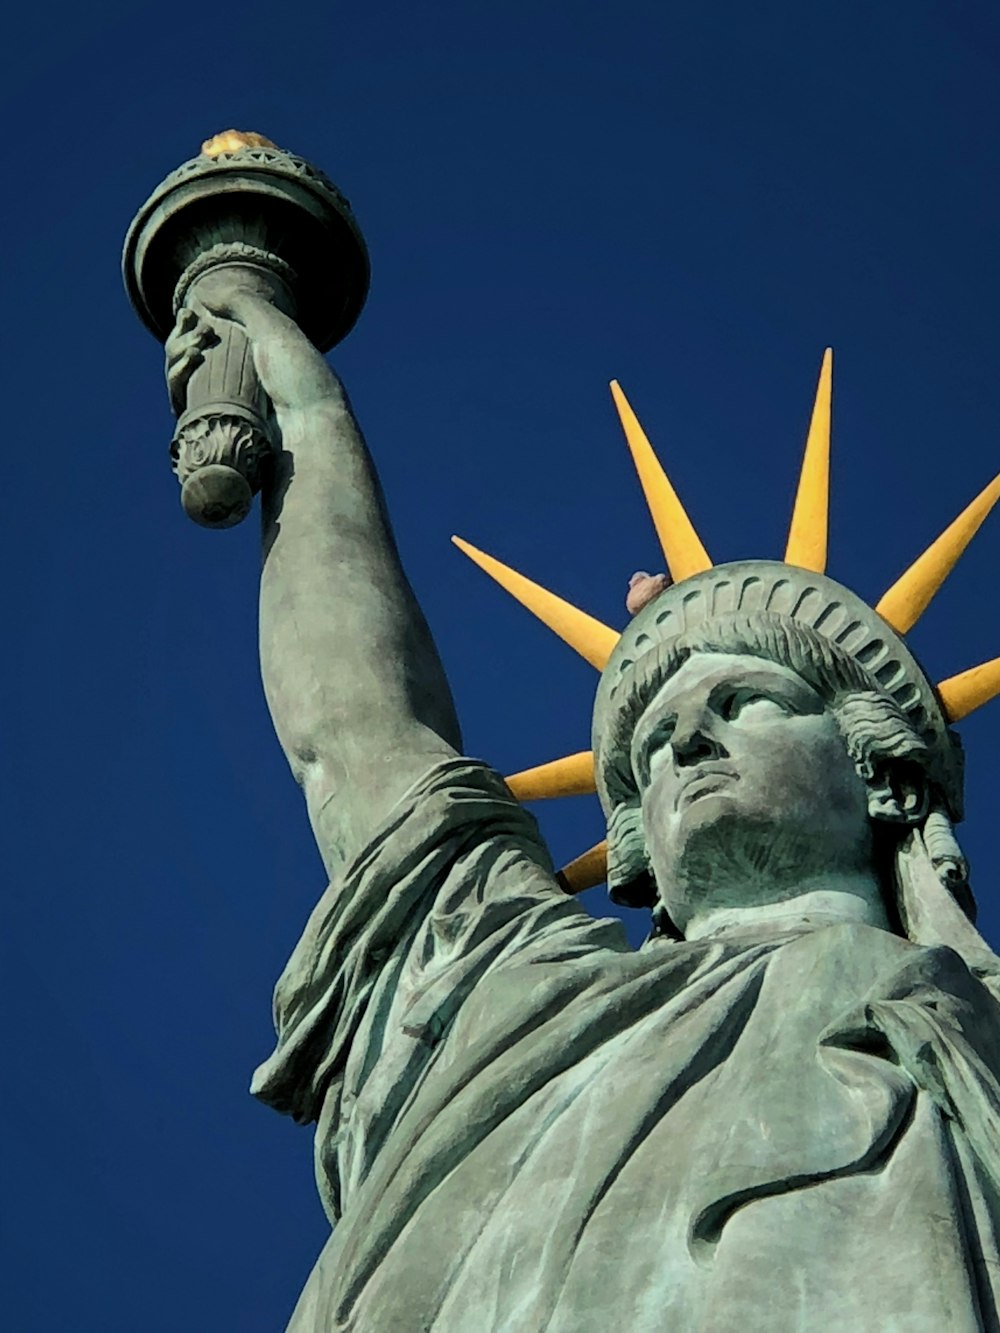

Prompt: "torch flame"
[201,130,278,158]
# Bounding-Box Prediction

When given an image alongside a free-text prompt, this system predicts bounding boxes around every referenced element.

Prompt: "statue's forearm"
[247,304,461,871]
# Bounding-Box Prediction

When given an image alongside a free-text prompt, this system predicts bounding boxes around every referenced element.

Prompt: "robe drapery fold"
[254,759,1000,1332]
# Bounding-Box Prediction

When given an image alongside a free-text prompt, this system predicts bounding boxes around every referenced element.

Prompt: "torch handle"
[182,318,268,420]
[168,277,279,529]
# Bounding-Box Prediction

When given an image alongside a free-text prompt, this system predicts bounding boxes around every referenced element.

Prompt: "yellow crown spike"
[784,349,833,572]
[609,381,713,583]
[937,658,1000,723]
[507,751,597,801]
[556,840,609,895]
[875,474,1000,634]
[452,537,619,670]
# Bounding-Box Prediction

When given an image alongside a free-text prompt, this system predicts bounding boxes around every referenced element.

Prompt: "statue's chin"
[654,807,851,924]
[668,788,764,849]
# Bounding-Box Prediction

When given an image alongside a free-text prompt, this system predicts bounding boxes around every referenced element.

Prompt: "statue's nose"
[672,720,726,767]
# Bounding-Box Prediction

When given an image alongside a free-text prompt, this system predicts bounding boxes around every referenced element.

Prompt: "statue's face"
[633,652,875,934]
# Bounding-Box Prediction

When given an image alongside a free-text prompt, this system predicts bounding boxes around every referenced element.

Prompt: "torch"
[123,130,369,528]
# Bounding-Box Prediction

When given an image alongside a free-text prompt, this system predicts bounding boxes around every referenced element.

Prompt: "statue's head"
[454,359,1000,936]
[593,563,970,937]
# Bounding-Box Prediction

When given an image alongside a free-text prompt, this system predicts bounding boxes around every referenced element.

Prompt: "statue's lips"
[675,767,739,810]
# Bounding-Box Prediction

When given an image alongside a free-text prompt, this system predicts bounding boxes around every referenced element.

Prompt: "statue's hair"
[600,614,925,808]
[595,611,972,921]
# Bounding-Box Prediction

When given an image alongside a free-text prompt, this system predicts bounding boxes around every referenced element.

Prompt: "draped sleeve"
[250,757,630,1221]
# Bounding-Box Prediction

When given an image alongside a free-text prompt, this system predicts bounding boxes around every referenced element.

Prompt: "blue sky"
[3,2,1000,1328]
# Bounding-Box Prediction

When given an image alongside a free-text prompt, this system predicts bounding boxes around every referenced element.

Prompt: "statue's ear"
[864,761,928,826]
[606,799,656,907]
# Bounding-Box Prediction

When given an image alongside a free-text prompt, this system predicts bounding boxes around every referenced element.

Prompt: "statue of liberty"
[131,135,1000,1331]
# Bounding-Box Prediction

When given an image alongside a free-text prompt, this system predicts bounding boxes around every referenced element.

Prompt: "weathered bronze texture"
[129,140,1000,1331]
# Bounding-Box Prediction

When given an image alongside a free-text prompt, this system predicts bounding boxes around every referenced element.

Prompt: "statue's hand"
[190,270,341,416]
[164,306,220,414]
[185,265,285,328]
[170,268,340,417]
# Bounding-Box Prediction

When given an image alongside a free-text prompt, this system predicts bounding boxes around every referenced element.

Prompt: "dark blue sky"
[4,3,1000,1328]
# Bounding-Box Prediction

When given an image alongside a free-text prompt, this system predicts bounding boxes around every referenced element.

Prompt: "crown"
[453,351,1000,896]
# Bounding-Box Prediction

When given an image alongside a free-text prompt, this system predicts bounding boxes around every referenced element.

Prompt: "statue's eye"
[635,716,676,782]
[720,689,782,721]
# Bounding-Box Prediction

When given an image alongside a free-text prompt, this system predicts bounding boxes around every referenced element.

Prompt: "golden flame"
[201,130,278,158]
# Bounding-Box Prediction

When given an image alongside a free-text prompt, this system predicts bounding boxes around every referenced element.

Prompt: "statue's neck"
[682,874,891,943]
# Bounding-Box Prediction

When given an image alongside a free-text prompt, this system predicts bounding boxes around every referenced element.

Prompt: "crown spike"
[875,474,1000,634]
[452,537,619,670]
[609,381,712,583]
[507,751,596,801]
[556,840,608,895]
[937,658,1000,723]
[784,349,832,572]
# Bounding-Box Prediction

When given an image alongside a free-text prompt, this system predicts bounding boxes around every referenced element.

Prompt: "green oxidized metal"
[123,142,370,351]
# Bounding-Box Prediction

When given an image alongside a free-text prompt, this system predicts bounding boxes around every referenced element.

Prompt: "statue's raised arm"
[171,272,462,874]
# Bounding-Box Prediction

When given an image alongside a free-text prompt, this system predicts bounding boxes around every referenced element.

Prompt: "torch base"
[180,464,254,529]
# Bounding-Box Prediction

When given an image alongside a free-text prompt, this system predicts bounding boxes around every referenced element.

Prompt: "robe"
[252,759,1000,1332]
